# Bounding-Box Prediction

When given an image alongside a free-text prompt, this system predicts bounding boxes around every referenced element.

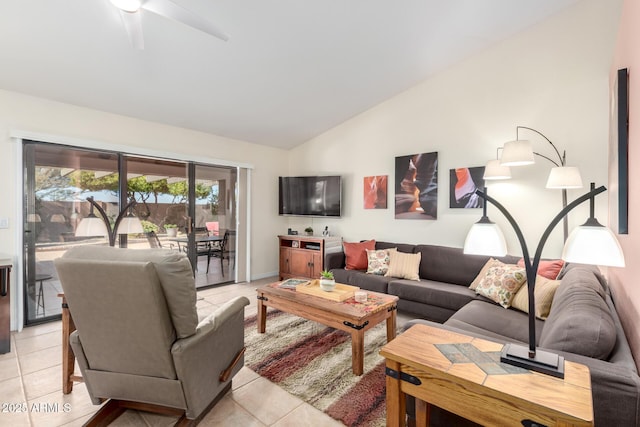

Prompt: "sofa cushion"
[414,244,518,286]
[343,240,376,270]
[510,276,561,319]
[474,264,527,308]
[339,270,393,294]
[61,246,197,339]
[385,251,421,280]
[539,266,616,360]
[366,248,396,275]
[376,241,416,254]
[443,300,546,345]
[388,279,476,311]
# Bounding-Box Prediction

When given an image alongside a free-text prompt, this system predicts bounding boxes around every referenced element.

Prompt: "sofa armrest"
[171,296,249,419]
[553,348,640,427]
[325,251,345,270]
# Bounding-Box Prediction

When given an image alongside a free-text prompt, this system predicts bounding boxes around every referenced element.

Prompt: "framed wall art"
[394,152,438,219]
[610,68,629,235]
[449,166,485,209]
[617,68,629,234]
[363,175,388,209]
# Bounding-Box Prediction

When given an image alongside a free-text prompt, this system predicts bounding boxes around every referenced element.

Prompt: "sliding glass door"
[188,164,237,286]
[22,141,241,325]
[23,142,119,324]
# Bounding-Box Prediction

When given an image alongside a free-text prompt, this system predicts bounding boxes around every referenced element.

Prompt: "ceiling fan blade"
[119,9,145,50]
[142,0,229,42]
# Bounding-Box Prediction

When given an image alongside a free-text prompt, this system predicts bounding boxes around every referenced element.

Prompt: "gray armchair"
[54,246,249,426]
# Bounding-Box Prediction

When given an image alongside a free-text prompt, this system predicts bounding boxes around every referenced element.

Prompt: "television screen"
[279,176,342,217]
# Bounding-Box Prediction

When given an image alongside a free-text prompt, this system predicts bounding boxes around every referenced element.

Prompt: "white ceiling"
[0,0,580,149]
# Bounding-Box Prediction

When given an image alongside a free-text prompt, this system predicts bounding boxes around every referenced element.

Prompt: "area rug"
[243,310,388,427]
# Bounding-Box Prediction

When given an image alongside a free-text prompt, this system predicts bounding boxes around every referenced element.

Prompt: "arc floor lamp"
[497,126,584,241]
[464,183,624,378]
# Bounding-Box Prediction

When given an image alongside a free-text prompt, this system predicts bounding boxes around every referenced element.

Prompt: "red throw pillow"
[344,240,376,270]
[517,258,565,280]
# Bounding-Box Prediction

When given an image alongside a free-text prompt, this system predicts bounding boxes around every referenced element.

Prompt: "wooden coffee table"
[380,324,594,427]
[256,281,398,375]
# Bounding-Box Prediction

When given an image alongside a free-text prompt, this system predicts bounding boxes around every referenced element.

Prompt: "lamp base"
[500,343,565,379]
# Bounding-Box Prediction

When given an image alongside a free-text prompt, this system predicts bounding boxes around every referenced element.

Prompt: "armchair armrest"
[171,296,249,419]
[193,296,250,334]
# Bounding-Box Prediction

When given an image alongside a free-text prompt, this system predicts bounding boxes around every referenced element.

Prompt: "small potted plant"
[319,270,336,291]
[164,224,178,237]
[141,220,159,235]
[304,226,313,236]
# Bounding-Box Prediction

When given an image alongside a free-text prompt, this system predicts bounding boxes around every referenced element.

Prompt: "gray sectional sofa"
[325,241,640,427]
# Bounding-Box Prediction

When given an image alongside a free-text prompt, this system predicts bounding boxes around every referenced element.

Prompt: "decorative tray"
[296,280,360,301]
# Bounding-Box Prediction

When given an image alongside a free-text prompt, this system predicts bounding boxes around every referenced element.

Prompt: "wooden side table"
[58,293,83,393]
[380,324,593,427]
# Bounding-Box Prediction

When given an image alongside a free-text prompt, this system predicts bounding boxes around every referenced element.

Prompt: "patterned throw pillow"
[469,258,503,290]
[475,264,527,308]
[511,276,561,319]
[366,248,397,275]
[384,251,421,281]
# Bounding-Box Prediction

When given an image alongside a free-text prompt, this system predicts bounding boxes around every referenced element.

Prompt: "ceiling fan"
[109,0,228,50]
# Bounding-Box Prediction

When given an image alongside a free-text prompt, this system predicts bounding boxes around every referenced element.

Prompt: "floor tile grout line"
[12,334,35,427]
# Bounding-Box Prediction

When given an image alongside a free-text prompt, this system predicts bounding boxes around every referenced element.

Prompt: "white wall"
[0,89,289,328]
[288,0,621,260]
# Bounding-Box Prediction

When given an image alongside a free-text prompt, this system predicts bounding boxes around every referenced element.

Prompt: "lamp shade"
[50,214,66,223]
[75,216,109,237]
[116,215,144,234]
[546,166,583,189]
[110,0,141,12]
[500,140,535,166]
[27,213,41,223]
[562,224,625,267]
[463,221,508,257]
[483,159,512,180]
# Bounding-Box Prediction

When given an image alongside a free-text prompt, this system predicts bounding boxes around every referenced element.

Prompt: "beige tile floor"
[2,277,393,427]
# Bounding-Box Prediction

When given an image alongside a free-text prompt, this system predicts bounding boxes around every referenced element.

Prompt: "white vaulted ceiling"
[0,0,580,149]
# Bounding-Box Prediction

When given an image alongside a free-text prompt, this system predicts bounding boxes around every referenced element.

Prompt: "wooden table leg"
[351,329,364,376]
[415,398,430,427]
[59,294,76,394]
[386,306,397,341]
[257,293,266,333]
[385,359,405,427]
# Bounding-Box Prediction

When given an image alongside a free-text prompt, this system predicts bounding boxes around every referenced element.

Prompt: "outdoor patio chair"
[210,230,235,276]
[145,230,176,250]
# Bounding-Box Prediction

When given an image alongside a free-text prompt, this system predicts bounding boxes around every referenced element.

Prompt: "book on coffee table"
[278,278,310,289]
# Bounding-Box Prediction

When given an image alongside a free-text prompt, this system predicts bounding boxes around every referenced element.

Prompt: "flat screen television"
[279,175,342,217]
